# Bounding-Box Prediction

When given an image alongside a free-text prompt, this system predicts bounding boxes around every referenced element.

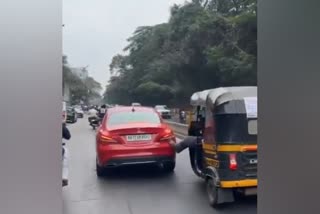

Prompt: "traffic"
[62,86,257,211]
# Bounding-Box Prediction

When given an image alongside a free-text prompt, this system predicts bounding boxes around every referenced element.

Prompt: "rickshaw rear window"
[248,119,257,135]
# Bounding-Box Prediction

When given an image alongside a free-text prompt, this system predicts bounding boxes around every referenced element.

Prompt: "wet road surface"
[62,117,257,214]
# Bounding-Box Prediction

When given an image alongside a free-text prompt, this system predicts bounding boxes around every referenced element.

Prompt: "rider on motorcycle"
[97,104,107,121]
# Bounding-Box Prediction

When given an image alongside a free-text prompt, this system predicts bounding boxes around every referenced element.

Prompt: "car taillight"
[99,134,118,144]
[229,153,238,171]
[159,128,175,142]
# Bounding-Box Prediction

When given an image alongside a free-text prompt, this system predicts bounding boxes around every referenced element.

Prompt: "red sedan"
[95,106,176,176]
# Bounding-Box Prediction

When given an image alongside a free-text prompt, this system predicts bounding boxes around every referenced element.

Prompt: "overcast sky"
[63,0,186,92]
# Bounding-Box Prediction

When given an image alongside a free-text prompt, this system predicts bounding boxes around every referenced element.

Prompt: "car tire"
[206,177,220,208]
[96,161,105,177]
[163,161,175,173]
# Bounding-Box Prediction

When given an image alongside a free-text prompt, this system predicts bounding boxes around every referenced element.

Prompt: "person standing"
[62,122,71,187]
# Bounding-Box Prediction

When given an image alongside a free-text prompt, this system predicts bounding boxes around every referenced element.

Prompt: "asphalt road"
[62,116,257,214]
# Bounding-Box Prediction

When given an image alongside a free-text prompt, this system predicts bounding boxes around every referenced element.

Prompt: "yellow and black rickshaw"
[188,86,257,207]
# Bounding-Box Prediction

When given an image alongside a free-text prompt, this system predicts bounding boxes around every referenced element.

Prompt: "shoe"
[62,179,68,187]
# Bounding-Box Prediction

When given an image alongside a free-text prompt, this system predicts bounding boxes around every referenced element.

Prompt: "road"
[62,117,257,214]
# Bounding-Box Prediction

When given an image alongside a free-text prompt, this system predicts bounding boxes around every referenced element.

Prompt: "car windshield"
[107,111,161,126]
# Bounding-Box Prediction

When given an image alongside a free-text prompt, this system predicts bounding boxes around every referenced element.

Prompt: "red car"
[95,106,176,176]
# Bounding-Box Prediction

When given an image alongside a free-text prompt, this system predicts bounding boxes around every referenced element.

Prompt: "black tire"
[206,177,220,208]
[62,179,68,187]
[96,161,105,177]
[163,161,176,173]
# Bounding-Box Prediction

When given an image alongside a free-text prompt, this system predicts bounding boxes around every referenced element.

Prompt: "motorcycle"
[179,111,186,123]
[88,115,100,130]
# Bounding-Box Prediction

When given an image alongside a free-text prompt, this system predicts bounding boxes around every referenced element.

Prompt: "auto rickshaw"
[188,86,257,207]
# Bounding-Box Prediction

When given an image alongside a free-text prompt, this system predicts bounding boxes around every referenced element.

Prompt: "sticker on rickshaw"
[244,97,257,118]
[205,158,220,168]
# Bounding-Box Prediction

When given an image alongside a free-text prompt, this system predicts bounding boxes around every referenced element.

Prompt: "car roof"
[107,106,156,114]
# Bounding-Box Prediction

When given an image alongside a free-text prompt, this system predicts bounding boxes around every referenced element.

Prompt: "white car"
[74,108,84,118]
[131,102,141,107]
[155,105,171,119]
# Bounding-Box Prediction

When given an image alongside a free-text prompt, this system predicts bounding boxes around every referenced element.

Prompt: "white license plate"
[126,134,152,142]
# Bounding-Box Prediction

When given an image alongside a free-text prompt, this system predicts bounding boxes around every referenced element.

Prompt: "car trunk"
[107,123,165,144]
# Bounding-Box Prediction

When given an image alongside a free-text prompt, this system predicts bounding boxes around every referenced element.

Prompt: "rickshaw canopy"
[206,86,257,116]
[190,89,214,107]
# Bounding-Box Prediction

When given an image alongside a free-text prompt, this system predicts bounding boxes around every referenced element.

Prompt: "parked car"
[95,106,176,176]
[66,107,77,123]
[62,101,67,123]
[155,105,171,119]
[75,108,84,118]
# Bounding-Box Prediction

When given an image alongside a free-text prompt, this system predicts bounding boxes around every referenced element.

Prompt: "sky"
[63,0,187,92]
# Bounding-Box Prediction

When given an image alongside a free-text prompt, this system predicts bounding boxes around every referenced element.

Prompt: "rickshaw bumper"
[219,179,258,196]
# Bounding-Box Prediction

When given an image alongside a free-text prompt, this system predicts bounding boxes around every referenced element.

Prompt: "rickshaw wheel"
[206,177,219,208]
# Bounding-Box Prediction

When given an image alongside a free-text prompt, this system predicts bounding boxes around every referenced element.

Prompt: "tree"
[104,0,256,107]
[63,55,102,105]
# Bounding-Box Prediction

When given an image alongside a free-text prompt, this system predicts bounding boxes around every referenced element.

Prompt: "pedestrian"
[62,122,71,187]
[63,122,71,141]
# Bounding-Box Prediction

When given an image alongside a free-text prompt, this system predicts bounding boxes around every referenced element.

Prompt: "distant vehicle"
[62,101,67,123]
[66,107,77,123]
[155,105,171,119]
[131,102,141,107]
[74,108,84,118]
[95,106,176,176]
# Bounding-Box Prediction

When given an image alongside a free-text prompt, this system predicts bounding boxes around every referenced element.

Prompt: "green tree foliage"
[104,0,256,107]
[63,55,102,105]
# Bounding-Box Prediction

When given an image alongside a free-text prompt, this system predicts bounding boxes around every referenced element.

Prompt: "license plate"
[126,134,152,142]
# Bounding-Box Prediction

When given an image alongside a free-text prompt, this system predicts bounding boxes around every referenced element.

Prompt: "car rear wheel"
[96,161,105,177]
[163,161,175,173]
